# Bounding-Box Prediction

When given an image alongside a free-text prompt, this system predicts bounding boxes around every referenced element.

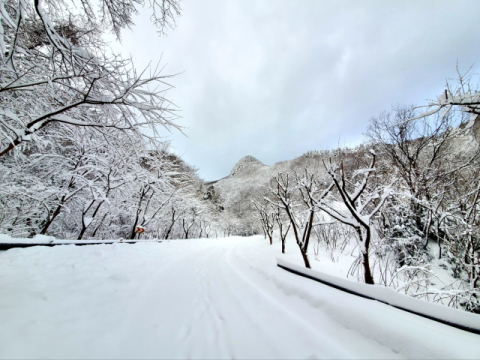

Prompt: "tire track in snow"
[220,241,357,359]
[227,239,479,359]
[176,248,234,359]
[228,241,408,358]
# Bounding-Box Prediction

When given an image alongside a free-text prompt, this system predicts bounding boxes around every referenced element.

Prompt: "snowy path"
[0,236,479,359]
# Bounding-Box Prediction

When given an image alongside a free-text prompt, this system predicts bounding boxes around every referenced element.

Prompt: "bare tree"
[318,152,393,284]
[266,171,331,268]
[274,205,290,254]
[181,206,201,239]
[413,65,480,121]
[252,198,275,245]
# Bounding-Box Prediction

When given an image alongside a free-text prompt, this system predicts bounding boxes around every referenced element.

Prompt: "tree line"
[255,81,480,312]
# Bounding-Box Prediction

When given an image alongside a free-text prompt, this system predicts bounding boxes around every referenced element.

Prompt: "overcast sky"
[110,0,480,180]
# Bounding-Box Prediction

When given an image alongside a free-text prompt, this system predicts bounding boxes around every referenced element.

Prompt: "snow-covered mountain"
[204,116,480,236]
[229,155,266,176]
[203,152,332,235]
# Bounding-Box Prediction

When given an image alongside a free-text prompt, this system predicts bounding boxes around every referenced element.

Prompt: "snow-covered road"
[0,236,478,359]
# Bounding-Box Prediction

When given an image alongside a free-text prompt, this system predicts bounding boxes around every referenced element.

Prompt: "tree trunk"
[77,225,87,240]
[164,223,174,239]
[300,250,311,269]
[164,209,176,239]
[362,251,374,285]
[79,200,105,240]
[91,213,107,238]
[302,211,314,252]
[438,237,442,259]
[0,142,16,158]
[40,202,63,234]
[357,226,374,285]
[129,214,140,239]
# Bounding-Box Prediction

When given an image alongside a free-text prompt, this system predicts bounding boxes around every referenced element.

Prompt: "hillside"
[204,116,480,236]
[204,151,342,235]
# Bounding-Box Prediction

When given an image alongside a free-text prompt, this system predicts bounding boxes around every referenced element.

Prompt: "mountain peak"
[230,155,264,176]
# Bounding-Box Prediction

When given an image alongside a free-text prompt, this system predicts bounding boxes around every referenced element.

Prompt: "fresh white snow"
[0,236,479,359]
[276,258,480,333]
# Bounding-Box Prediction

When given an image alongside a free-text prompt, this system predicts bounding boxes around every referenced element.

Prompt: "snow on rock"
[229,155,265,176]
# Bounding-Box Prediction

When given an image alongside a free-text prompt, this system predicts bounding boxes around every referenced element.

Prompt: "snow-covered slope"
[229,155,266,176]
[1,237,479,359]
[206,152,331,234]
[207,118,480,236]
[206,155,271,234]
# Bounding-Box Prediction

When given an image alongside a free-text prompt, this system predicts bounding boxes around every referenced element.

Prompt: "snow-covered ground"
[0,236,479,359]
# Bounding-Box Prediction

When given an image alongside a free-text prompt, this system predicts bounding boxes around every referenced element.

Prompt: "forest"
[0,0,223,241]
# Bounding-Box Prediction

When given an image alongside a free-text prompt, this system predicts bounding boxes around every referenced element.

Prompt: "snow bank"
[0,234,55,244]
[277,258,480,334]
[0,234,157,249]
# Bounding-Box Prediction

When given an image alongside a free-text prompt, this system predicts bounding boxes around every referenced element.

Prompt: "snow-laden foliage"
[0,0,183,158]
[0,123,221,240]
[244,81,480,311]
[414,65,480,126]
[365,100,480,312]
[0,0,226,240]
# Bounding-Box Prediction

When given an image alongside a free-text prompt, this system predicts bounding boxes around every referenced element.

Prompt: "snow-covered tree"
[252,197,275,245]
[265,171,332,268]
[0,0,182,159]
[273,204,290,254]
[318,152,393,284]
[0,0,224,241]
[414,66,480,124]
[366,96,479,304]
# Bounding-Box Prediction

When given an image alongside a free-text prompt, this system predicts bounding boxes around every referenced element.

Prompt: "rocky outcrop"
[229,155,265,176]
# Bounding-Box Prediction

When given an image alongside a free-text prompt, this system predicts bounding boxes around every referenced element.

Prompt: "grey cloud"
[111,0,480,180]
